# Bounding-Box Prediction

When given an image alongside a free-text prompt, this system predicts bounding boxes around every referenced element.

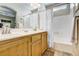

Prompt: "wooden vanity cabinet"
[15,36,31,56]
[41,32,48,54]
[23,36,31,56]
[16,38,25,56]
[32,40,42,56]
[0,40,18,56]
[0,36,31,56]
[0,48,9,56]
[0,32,48,56]
[32,34,42,56]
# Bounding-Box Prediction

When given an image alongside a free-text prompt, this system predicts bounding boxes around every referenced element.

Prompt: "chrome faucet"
[2,26,10,34]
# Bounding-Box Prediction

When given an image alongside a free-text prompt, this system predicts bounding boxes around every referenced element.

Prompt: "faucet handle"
[2,28,5,34]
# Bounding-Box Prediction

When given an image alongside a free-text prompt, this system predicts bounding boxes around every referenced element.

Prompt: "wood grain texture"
[41,32,48,54]
[0,32,48,56]
[32,40,42,56]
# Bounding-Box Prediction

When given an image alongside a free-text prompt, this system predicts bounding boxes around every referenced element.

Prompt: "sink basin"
[10,28,34,34]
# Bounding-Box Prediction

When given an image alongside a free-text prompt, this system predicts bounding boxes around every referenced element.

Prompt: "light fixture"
[30,3,41,9]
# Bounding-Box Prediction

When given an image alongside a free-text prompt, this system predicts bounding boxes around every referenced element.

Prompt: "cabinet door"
[42,32,48,54]
[23,37,31,56]
[0,41,17,56]
[28,39,31,56]
[8,45,17,56]
[32,40,42,56]
[0,49,9,56]
[16,39,24,56]
[23,41,28,56]
[7,41,18,56]
[0,39,18,56]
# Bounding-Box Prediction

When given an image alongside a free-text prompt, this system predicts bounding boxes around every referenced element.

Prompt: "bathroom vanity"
[0,30,48,56]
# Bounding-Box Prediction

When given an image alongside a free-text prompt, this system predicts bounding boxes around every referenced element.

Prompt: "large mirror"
[0,6,16,28]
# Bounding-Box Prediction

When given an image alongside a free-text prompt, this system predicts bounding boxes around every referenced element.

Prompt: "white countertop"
[0,30,46,41]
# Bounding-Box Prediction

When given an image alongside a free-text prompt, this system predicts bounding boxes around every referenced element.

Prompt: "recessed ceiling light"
[30,3,41,9]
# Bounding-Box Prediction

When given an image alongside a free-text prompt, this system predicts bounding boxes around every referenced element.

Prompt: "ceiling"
[0,3,58,11]
[20,3,53,10]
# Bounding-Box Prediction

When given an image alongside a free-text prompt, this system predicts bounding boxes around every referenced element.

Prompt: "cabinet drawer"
[32,34,41,42]
[42,32,47,35]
